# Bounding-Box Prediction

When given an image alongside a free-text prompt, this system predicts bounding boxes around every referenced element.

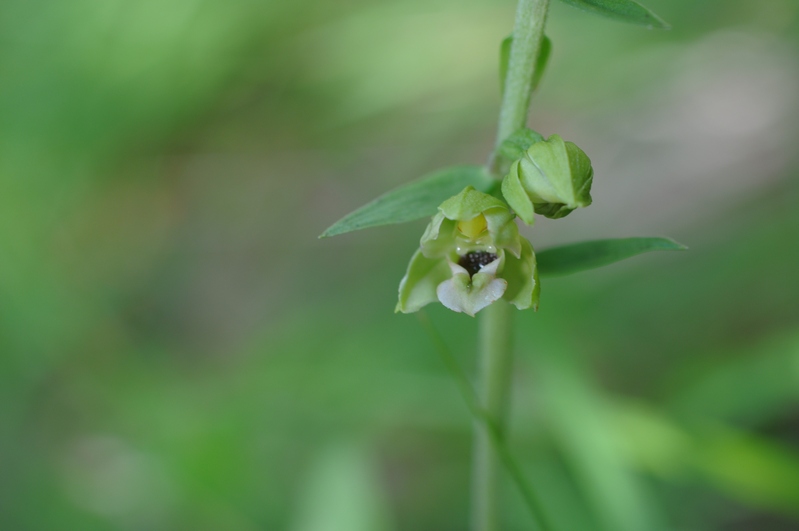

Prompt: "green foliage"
[320,166,492,238]
[537,237,686,277]
[500,36,513,93]
[499,35,552,95]
[533,36,553,92]
[556,0,670,29]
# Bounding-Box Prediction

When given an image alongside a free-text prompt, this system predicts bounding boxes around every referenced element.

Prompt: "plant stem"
[496,0,551,147]
[473,0,550,530]
[417,311,551,531]
[472,301,514,531]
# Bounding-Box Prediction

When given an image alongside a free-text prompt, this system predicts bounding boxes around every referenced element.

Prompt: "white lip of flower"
[436,256,507,316]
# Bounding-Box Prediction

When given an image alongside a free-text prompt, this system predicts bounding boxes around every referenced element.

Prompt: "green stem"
[472,302,514,531]
[417,311,551,531]
[496,0,551,147]
[474,0,550,530]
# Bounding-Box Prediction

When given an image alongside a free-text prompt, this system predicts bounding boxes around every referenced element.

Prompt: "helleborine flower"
[396,186,539,317]
[501,134,593,225]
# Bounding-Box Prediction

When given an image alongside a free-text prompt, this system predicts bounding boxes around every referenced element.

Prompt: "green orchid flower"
[501,134,594,225]
[396,186,539,317]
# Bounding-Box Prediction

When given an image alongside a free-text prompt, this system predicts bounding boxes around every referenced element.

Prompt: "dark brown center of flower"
[458,251,498,278]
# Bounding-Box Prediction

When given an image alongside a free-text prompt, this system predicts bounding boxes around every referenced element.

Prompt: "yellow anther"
[457,214,487,240]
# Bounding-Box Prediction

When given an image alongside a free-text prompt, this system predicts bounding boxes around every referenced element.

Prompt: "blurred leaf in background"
[1,0,799,529]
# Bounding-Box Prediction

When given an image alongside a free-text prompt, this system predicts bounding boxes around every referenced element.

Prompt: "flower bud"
[501,134,593,225]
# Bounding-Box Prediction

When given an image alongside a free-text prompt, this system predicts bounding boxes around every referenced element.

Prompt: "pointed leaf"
[321,166,492,238]
[694,425,799,515]
[557,0,670,29]
[531,35,553,92]
[537,237,686,277]
[499,35,512,94]
[500,35,553,94]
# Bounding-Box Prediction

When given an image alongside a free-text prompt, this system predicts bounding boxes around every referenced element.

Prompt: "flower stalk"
[472,0,550,530]
[495,0,551,148]
[471,300,514,531]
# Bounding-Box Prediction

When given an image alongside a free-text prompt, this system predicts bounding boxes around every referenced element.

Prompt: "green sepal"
[427,186,521,258]
[495,128,546,179]
[556,0,670,29]
[320,165,492,238]
[438,186,508,221]
[502,238,540,311]
[501,163,535,226]
[396,249,452,313]
[497,128,546,163]
[502,134,594,222]
[499,35,553,95]
[537,237,687,278]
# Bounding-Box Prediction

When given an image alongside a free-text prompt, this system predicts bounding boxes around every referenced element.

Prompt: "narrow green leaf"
[531,35,552,92]
[556,0,670,29]
[613,404,799,519]
[694,425,799,516]
[499,35,552,95]
[320,166,492,238]
[499,35,512,94]
[537,237,686,277]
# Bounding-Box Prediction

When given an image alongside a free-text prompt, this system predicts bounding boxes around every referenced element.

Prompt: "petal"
[436,258,508,317]
[474,255,501,278]
[421,212,446,242]
[396,249,451,313]
[484,206,522,257]
[447,260,471,277]
[501,238,539,311]
[437,277,507,317]
[420,215,458,258]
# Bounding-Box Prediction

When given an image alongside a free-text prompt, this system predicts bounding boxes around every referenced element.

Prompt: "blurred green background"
[1,0,799,529]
